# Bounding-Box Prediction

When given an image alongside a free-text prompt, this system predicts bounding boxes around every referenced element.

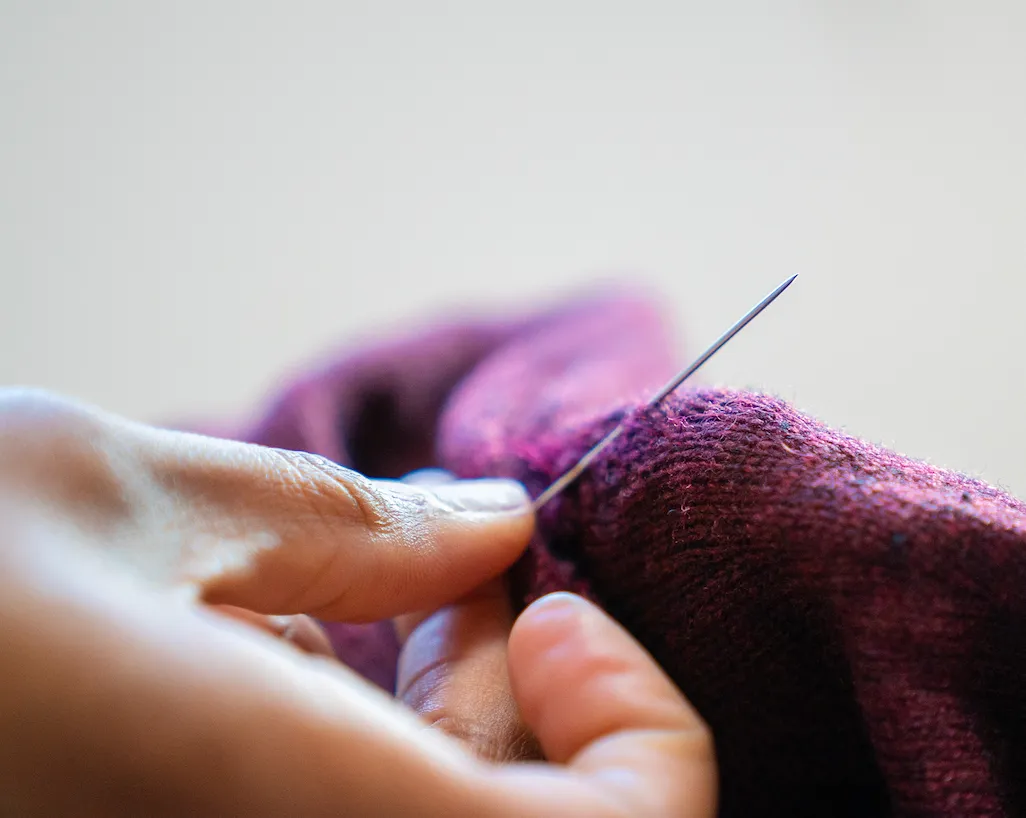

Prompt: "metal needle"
[531,274,798,511]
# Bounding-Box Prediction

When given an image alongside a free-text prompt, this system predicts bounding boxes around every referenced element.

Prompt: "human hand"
[0,390,716,817]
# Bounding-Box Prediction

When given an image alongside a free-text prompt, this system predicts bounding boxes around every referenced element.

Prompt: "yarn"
[221,294,1026,817]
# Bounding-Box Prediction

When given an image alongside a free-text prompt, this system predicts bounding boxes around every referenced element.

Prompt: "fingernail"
[518,593,594,644]
[401,468,456,486]
[531,591,586,608]
[430,479,531,514]
[525,592,589,619]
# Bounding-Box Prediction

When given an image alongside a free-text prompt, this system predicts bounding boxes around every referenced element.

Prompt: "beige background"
[2,2,1024,494]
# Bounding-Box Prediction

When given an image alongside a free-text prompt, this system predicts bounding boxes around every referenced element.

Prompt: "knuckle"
[422,711,539,763]
[0,389,94,438]
[273,450,392,532]
[0,389,120,493]
[0,390,136,517]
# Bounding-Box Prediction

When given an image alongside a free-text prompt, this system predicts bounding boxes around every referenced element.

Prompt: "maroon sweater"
[209,295,1026,818]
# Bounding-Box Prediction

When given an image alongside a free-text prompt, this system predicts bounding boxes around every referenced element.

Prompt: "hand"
[0,390,716,817]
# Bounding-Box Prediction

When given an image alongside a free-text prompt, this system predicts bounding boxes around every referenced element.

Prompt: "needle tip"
[530,274,799,510]
[770,274,799,300]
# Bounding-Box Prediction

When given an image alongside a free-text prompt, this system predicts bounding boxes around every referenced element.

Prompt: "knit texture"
[219,295,1026,818]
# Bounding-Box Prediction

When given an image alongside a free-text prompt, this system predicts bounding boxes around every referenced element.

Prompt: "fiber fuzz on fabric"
[211,294,1026,818]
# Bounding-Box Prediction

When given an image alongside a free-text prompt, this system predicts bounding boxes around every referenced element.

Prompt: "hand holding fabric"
[0,390,716,817]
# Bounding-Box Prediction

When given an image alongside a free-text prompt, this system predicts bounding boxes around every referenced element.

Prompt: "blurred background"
[2,2,1024,493]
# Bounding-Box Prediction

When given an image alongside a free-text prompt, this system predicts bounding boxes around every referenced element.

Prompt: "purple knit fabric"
[222,295,1026,817]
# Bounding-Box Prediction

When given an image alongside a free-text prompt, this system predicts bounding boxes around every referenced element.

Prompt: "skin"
[0,389,717,817]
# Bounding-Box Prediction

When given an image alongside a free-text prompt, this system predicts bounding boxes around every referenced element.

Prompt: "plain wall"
[3,2,1025,494]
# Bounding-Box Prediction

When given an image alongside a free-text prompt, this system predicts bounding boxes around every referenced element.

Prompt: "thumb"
[127,411,535,620]
[498,592,718,817]
[0,392,535,623]
[188,461,536,622]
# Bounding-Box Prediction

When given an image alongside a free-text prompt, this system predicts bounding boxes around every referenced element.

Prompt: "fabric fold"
[208,292,1026,817]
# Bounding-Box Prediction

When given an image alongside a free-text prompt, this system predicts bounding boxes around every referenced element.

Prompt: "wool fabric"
[213,294,1026,818]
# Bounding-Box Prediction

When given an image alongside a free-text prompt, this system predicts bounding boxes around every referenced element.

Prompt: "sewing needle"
[531,274,798,511]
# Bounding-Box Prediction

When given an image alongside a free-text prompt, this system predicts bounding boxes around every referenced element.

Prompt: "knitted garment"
[222,295,1026,818]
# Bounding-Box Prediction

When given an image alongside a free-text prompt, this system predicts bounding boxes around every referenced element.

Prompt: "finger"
[396,579,541,762]
[210,606,336,658]
[128,423,535,621]
[0,392,535,623]
[497,593,718,817]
